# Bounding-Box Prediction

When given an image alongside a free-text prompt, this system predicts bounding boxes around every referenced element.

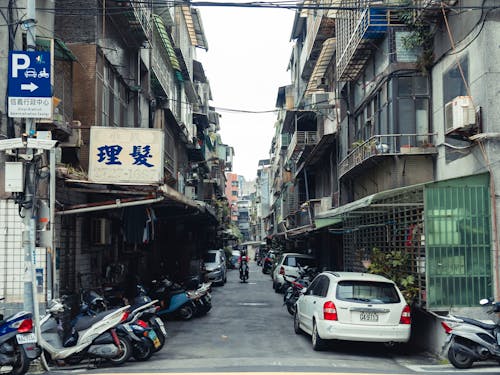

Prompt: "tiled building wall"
[0,200,47,305]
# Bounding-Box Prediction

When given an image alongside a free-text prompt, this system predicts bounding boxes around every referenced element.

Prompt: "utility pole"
[22,0,37,314]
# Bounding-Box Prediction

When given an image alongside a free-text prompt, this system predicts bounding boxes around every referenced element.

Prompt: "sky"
[196,4,296,180]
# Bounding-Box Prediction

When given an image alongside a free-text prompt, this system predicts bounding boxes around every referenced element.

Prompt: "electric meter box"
[5,162,24,192]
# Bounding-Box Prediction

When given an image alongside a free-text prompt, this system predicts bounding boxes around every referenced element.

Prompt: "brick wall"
[70,44,97,171]
[55,0,98,43]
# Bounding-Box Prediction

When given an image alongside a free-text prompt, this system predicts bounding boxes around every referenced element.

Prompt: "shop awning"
[314,183,426,230]
[36,37,77,61]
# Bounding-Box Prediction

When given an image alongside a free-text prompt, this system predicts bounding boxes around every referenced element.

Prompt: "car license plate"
[154,317,167,336]
[16,333,37,344]
[148,330,161,348]
[359,311,378,322]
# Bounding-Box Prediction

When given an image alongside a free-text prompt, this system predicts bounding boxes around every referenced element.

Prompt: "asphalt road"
[43,262,500,375]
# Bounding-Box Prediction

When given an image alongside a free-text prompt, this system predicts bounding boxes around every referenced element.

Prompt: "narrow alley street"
[40,263,498,375]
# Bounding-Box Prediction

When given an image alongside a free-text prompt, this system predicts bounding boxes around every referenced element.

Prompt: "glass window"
[316,276,330,297]
[336,281,401,304]
[443,56,468,105]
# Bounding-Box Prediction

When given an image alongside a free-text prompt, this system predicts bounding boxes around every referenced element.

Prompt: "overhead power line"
[0,1,498,14]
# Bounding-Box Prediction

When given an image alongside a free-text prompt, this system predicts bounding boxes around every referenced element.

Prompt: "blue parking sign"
[8,51,52,98]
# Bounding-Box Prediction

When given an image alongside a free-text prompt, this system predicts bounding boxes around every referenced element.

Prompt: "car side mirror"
[301,287,308,294]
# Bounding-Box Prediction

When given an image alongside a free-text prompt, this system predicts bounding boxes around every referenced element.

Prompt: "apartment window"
[396,76,430,146]
[98,54,131,127]
[443,56,468,106]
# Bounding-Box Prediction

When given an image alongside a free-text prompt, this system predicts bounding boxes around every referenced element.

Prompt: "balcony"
[113,1,152,44]
[286,131,318,162]
[336,1,404,81]
[339,133,437,178]
[301,14,336,81]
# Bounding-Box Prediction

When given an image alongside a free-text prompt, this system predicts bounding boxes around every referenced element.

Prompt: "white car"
[204,249,227,286]
[294,271,411,351]
[272,253,316,292]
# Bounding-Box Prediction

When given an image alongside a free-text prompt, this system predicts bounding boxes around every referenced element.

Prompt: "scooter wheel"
[447,342,474,369]
[108,336,133,366]
[178,305,194,320]
[132,337,154,362]
[153,329,166,352]
[10,343,29,375]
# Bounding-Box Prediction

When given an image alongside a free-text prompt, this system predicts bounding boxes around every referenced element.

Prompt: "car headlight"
[214,267,221,272]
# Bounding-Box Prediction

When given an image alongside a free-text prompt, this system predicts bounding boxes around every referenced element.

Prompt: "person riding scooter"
[239,250,249,282]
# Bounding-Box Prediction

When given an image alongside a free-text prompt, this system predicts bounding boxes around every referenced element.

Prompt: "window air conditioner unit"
[311,92,335,110]
[90,218,111,245]
[445,96,476,134]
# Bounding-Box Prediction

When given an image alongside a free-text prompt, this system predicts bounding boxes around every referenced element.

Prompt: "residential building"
[0,1,230,310]
[225,172,239,222]
[264,0,500,353]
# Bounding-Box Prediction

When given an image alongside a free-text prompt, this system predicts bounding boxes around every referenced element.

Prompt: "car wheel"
[293,311,302,335]
[312,320,326,351]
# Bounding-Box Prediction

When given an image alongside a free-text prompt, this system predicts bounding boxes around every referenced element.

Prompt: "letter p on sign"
[11,53,30,78]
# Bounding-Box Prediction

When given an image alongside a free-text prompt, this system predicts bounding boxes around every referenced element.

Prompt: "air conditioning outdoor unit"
[60,128,82,148]
[311,92,335,110]
[90,218,111,245]
[444,96,476,134]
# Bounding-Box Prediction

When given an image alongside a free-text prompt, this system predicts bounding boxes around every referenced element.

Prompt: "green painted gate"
[425,174,492,308]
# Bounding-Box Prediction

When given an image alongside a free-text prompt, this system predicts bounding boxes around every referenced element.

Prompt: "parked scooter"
[81,289,167,356]
[149,278,197,320]
[0,299,40,375]
[283,265,317,315]
[115,299,161,362]
[441,297,500,369]
[128,295,167,353]
[186,282,212,316]
[39,297,132,366]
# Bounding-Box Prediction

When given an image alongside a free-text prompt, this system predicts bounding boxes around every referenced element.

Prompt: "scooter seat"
[74,308,121,331]
[456,316,497,331]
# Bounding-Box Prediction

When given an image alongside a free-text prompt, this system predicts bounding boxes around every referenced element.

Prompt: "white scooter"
[39,298,132,366]
[441,298,500,369]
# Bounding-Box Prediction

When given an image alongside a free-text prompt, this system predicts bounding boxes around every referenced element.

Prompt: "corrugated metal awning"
[306,38,336,95]
[153,15,182,75]
[315,183,426,230]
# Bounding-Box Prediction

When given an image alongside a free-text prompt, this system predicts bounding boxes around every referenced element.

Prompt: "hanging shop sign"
[88,127,164,184]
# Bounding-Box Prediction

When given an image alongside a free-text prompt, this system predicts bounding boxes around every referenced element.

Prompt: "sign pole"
[22,0,37,319]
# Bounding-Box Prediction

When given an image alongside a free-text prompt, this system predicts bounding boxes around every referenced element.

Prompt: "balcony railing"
[339,133,437,177]
[336,2,404,81]
[115,1,152,41]
[286,131,318,162]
